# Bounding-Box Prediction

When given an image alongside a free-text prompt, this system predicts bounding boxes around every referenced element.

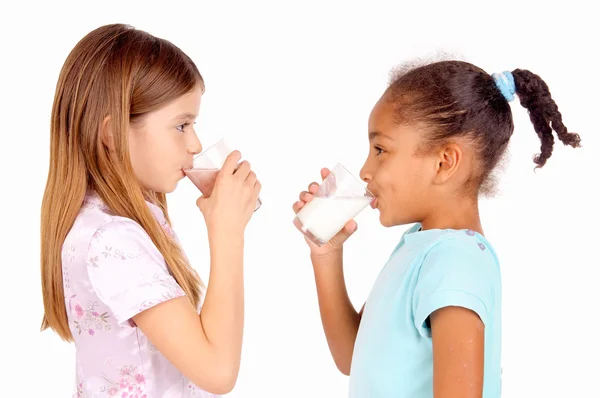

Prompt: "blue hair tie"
[492,71,516,102]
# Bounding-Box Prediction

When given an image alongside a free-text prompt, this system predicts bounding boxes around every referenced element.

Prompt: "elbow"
[214,369,239,395]
[207,379,237,395]
[334,359,351,376]
[192,364,240,395]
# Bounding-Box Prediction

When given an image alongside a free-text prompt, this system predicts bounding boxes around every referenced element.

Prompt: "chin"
[164,181,179,193]
[153,180,179,194]
[378,209,409,228]
[378,212,395,227]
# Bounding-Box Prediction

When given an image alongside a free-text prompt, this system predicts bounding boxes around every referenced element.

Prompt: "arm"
[430,306,485,398]
[90,152,258,395]
[87,220,243,394]
[133,233,244,394]
[312,250,365,375]
[295,167,364,376]
[412,237,496,398]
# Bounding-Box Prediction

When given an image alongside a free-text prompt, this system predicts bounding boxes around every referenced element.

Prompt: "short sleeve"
[86,219,185,325]
[412,237,496,338]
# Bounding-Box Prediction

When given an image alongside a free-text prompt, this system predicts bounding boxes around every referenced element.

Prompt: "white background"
[1,0,599,396]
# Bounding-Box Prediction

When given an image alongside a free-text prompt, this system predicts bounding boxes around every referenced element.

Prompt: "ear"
[433,143,462,185]
[100,115,115,151]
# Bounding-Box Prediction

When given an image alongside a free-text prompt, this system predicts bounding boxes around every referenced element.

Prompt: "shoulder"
[411,230,500,333]
[421,229,499,275]
[410,229,501,308]
[90,217,152,243]
[65,200,156,262]
[86,216,164,268]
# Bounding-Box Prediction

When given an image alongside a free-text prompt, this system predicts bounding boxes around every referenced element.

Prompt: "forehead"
[367,96,424,145]
[151,85,203,119]
[368,97,397,132]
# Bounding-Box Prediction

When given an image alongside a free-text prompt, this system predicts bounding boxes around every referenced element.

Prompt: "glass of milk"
[293,163,373,246]
[184,138,262,211]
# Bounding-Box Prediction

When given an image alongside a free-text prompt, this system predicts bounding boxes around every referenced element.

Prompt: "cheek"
[404,158,431,191]
[377,157,428,199]
[128,132,166,180]
[132,132,181,168]
[376,157,410,192]
[127,134,144,171]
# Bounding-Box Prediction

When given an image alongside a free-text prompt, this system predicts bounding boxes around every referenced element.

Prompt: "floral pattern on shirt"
[137,273,186,312]
[64,191,213,397]
[100,365,147,398]
[74,374,83,398]
[88,226,144,268]
[71,299,111,336]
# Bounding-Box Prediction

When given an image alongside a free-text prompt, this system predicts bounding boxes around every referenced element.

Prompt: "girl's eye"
[374,146,384,156]
[176,123,190,132]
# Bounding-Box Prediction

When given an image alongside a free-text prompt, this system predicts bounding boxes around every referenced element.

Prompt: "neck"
[420,196,484,235]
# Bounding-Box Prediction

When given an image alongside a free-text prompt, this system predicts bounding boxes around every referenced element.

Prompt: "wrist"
[207,228,244,247]
[310,248,343,266]
[207,223,244,239]
[208,234,244,270]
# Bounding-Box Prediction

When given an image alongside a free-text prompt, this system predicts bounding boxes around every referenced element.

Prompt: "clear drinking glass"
[184,138,262,211]
[293,163,373,246]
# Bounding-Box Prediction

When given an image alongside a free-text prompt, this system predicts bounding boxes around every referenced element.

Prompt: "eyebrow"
[369,131,393,140]
[172,113,198,121]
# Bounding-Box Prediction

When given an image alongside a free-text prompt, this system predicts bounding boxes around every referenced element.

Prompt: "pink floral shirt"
[63,191,217,397]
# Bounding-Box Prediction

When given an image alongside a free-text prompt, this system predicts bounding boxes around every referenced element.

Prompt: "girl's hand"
[292,167,357,258]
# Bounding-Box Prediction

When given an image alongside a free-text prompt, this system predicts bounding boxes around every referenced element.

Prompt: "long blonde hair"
[41,24,204,341]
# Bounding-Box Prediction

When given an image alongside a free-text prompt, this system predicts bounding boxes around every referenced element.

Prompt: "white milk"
[296,196,371,243]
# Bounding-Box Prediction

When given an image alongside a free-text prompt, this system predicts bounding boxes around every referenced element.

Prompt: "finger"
[292,200,305,213]
[308,182,319,194]
[343,219,358,234]
[245,170,257,185]
[329,220,357,248]
[253,180,262,196]
[320,168,330,180]
[221,150,242,175]
[234,160,251,180]
[298,190,309,201]
[195,195,207,210]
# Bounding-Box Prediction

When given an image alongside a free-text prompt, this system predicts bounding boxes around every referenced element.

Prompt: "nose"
[188,131,202,155]
[359,161,373,183]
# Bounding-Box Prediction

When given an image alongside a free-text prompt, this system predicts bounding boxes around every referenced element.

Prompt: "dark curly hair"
[385,60,581,195]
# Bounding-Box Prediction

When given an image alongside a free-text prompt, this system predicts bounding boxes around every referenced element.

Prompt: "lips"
[367,186,378,208]
[369,197,377,209]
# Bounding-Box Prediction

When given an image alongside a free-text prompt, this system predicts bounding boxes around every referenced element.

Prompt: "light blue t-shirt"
[349,224,502,397]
